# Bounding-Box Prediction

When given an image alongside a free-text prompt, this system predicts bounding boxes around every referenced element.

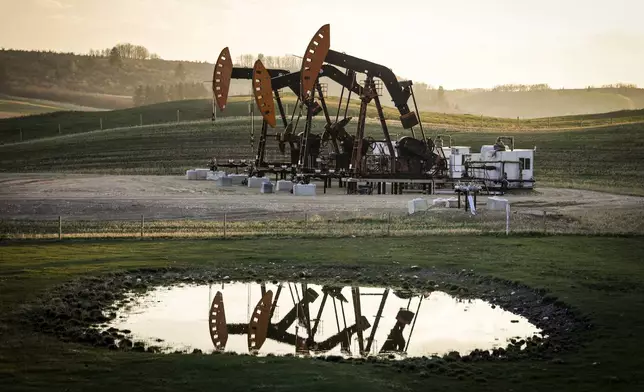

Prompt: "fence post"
[505,204,510,235]
[387,212,391,236]
[223,213,227,239]
[304,212,308,234]
[58,124,61,135]
[542,210,546,233]
[140,214,144,238]
[100,118,103,130]
[140,114,143,126]
[58,216,62,240]
[177,109,180,123]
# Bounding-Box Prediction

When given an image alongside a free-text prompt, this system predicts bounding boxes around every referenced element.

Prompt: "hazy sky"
[1,0,642,89]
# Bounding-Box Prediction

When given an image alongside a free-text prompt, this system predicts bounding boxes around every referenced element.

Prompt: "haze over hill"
[1,48,643,119]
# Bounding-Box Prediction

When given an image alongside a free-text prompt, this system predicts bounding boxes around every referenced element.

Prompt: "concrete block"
[432,198,449,208]
[408,198,429,214]
[195,168,210,180]
[248,176,270,188]
[261,182,274,194]
[293,183,316,196]
[487,196,509,211]
[229,174,246,185]
[276,180,294,192]
[215,177,233,187]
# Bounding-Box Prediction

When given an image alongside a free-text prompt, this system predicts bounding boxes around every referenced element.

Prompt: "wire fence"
[1,204,639,240]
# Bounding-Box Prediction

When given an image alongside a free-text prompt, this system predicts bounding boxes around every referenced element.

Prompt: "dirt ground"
[0,173,643,230]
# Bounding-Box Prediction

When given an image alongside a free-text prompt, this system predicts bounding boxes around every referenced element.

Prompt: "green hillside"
[0,94,106,118]
[1,117,642,195]
[2,97,643,145]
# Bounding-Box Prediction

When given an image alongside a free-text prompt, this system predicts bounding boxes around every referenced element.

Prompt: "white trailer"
[445,137,535,190]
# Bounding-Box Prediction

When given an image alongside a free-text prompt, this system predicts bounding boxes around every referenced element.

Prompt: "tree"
[133,85,145,106]
[109,47,122,67]
[437,85,445,103]
[174,63,186,81]
[0,63,8,91]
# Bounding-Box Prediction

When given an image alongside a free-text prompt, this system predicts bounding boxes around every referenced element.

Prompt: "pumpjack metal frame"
[211,24,450,192]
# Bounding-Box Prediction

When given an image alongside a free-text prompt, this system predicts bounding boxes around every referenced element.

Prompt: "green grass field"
[1,117,642,194]
[0,94,104,119]
[1,96,644,144]
[1,236,644,391]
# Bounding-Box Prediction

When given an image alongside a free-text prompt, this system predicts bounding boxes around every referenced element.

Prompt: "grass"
[2,96,644,144]
[1,117,643,195]
[0,94,104,119]
[1,236,644,391]
[2,206,644,240]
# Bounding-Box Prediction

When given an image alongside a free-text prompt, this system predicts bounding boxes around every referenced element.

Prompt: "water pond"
[99,281,542,359]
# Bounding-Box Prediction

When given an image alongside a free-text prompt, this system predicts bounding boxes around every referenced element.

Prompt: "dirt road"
[1,174,642,230]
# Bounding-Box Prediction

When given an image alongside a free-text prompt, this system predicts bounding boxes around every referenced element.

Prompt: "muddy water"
[101,282,541,358]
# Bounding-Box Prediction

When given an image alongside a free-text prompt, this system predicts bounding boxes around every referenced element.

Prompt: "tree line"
[88,43,161,60]
[133,82,208,106]
[234,54,302,71]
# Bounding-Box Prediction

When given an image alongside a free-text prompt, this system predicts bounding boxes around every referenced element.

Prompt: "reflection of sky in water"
[105,282,541,358]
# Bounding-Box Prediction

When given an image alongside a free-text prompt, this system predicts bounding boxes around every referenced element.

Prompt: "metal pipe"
[404,295,424,352]
[269,284,282,319]
[409,84,425,141]
[365,289,389,353]
[311,292,328,337]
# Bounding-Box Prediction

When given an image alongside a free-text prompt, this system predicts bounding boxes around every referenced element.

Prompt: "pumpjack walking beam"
[323,49,419,130]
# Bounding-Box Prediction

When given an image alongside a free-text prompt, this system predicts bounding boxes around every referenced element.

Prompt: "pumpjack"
[208,282,428,358]
[211,24,449,186]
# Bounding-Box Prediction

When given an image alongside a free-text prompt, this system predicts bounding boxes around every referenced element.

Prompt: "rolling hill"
[2,49,644,118]
[2,97,643,145]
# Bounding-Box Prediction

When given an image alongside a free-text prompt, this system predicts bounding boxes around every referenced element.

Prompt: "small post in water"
[177,109,180,123]
[58,216,62,240]
[58,124,61,135]
[100,117,103,130]
[304,212,308,233]
[505,204,510,235]
[19,128,22,142]
[139,114,143,126]
[542,210,547,233]
[140,214,144,238]
[223,213,227,239]
[387,212,391,236]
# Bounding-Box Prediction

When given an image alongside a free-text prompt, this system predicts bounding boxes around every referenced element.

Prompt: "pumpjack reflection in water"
[208,282,429,357]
